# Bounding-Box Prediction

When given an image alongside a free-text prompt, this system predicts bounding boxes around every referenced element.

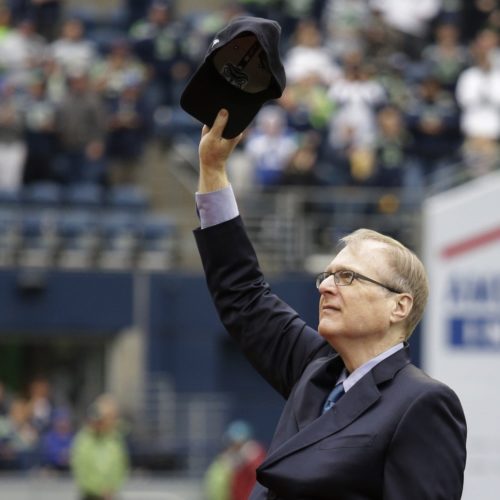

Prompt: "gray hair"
[340,229,429,339]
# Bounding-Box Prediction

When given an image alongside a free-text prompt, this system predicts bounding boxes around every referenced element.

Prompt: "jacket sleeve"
[194,216,329,398]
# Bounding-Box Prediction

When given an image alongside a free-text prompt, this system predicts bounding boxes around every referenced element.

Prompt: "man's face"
[318,240,397,347]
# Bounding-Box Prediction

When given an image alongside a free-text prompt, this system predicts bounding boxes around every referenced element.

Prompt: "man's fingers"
[200,109,228,139]
[210,109,229,138]
[232,132,244,147]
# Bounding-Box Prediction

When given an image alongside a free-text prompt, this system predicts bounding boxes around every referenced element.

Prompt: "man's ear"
[390,293,413,325]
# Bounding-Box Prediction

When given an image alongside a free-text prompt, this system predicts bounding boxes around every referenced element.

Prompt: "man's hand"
[198,109,243,193]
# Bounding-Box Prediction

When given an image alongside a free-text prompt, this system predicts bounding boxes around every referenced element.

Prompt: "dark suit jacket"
[195,216,467,500]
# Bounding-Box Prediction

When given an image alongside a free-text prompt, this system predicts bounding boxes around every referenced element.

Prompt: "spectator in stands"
[278,0,327,39]
[26,376,54,436]
[129,1,194,108]
[373,54,413,111]
[53,71,109,185]
[362,7,407,72]
[50,17,98,76]
[91,38,148,106]
[0,397,39,471]
[368,0,442,59]
[91,38,150,185]
[404,70,461,191]
[204,420,266,500]
[0,5,12,41]
[460,0,500,43]
[421,20,469,91]
[0,381,11,416]
[21,71,58,184]
[327,48,387,129]
[30,0,63,42]
[281,131,326,186]
[369,104,417,216]
[0,381,13,468]
[5,0,63,42]
[455,28,500,178]
[71,394,129,500]
[243,105,299,189]
[322,0,372,58]
[123,0,150,29]
[372,104,412,190]
[473,23,500,69]
[41,407,74,471]
[322,50,386,185]
[106,78,149,186]
[280,20,335,135]
[236,0,280,21]
[280,73,334,135]
[486,6,500,37]
[0,17,46,79]
[38,53,68,104]
[284,19,340,88]
[0,81,26,191]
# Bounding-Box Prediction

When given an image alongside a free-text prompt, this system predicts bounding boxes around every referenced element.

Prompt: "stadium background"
[0,0,498,497]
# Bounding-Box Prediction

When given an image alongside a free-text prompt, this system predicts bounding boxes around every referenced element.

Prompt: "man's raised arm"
[198,109,242,194]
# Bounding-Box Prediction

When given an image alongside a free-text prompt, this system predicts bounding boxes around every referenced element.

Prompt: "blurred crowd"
[0,377,75,471]
[0,0,499,203]
[220,0,500,202]
[0,378,129,498]
[204,420,266,500]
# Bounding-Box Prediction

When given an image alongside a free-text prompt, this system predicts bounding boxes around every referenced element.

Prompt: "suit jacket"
[195,216,467,500]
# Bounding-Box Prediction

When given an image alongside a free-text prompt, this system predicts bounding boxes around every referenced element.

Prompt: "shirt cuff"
[195,185,239,229]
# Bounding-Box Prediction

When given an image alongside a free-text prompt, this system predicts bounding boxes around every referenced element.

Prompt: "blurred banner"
[423,171,500,500]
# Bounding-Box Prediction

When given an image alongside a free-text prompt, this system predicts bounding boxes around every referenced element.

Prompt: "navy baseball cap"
[180,16,286,139]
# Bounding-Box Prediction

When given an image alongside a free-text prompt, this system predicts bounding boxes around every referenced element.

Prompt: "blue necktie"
[322,383,345,414]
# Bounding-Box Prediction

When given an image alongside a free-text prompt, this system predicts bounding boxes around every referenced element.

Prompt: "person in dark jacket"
[192,109,467,500]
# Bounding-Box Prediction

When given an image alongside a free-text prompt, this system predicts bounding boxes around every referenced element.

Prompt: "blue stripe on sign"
[450,318,500,348]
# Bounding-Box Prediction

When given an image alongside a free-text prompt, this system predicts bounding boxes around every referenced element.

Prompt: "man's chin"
[318,321,340,340]
[318,320,332,340]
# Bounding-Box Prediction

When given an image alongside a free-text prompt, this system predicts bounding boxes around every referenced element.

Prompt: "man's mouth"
[321,305,340,313]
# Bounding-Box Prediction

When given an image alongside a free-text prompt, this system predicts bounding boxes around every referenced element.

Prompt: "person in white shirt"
[456,28,500,177]
[50,18,97,75]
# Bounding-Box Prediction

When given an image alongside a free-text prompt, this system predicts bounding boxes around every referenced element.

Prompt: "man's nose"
[318,274,337,292]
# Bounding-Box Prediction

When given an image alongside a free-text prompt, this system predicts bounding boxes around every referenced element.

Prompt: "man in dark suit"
[194,109,467,499]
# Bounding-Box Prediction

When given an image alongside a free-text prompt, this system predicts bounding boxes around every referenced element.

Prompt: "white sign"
[423,171,500,500]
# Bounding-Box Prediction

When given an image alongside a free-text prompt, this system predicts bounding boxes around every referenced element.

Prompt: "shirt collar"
[338,342,405,392]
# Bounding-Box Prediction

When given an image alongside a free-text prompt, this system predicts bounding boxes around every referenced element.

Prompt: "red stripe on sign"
[441,226,500,259]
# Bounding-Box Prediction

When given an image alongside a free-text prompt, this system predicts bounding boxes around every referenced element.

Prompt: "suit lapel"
[260,346,411,469]
[292,354,344,430]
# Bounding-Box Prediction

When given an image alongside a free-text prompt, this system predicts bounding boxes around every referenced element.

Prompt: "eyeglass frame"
[315,270,403,294]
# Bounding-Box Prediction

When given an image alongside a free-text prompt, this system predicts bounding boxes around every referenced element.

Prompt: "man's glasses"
[315,270,403,294]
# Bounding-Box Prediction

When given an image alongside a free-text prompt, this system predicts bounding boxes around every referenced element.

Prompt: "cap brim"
[180,60,269,139]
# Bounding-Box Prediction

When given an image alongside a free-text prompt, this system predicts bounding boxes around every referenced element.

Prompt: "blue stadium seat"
[0,188,21,208]
[57,210,97,239]
[0,209,19,267]
[136,214,177,270]
[97,211,140,270]
[140,214,175,241]
[107,185,149,213]
[18,211,57,267]
[22,182,63,208]
[64,183,104,210]
[56,211,99,269]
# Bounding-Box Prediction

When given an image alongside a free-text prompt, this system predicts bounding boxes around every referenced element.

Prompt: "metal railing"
[236,186,423,273]
[133,374,231,476]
